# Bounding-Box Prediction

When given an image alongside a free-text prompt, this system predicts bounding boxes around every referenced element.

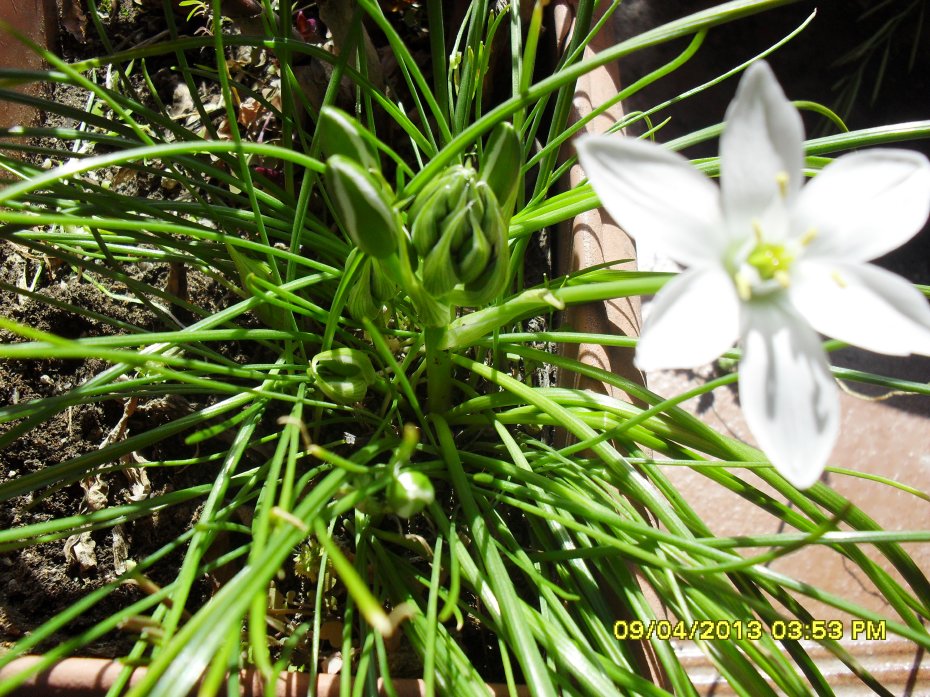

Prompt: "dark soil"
[0,245,231,654]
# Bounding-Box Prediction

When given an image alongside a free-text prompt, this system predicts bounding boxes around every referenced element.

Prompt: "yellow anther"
[831,270,847,288]
[775,270,791,288]
[775,171,789,199]
[799,228,818,246]
[752,220,764,243]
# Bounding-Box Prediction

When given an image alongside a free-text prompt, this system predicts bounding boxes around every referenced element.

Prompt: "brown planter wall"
[0,656,530,696]
[0,0,57,129]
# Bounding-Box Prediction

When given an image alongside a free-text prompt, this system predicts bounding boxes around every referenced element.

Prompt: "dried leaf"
[237,97,265,128]
[61,0,88,42]
[112,167,138,188]
[111,524,130,576]
[80,474,109,511]
[120,455,151,502]
[64,532,97,572]
[216,117,233,141]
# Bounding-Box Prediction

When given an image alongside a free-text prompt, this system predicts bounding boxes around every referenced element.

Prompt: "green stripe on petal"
[309,348,378,404]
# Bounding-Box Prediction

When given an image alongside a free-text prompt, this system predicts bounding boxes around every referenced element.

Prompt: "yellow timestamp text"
[612,619,887,642]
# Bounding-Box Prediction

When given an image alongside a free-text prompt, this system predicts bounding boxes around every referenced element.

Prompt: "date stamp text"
[613,619,887,642]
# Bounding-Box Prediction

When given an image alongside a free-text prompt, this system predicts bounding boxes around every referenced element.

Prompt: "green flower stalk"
[308,348,378,404]
[225,243,288,329]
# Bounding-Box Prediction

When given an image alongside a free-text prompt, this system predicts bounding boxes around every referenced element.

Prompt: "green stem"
[442,274,671,349]
[425,326,452,414]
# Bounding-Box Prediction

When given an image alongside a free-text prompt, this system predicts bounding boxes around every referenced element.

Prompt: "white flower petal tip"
[795,150,930,262]
[575,135,725,264]
[720,61,805,229]
[792,261,930,357]
[739,306,840,490]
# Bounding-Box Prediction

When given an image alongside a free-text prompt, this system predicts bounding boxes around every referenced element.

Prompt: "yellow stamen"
[775,270,791,288]
[775,171,789,199]
[799,228,817,246]
[752,220,764,243]
[831,270,847,288]
[735,272,752,301]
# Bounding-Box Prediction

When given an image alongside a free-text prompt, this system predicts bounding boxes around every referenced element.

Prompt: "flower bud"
[409,166,470,249]
[225,243,288,329]
[386,470,434,518]
[450,181,510,305]
[408,166,510,306]
[324,155,400,259]
[309,348,377,404]
[420,199,489,296]
[479,122,521,218]
[347,257,396,320]
[317,106,380,171]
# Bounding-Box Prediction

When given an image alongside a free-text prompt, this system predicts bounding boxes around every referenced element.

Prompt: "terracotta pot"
[0,656,531,696]
[0,0,57,129]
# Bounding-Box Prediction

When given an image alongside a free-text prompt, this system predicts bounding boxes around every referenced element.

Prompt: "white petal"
[576,135,727,265]
[790,261,930,356]
[635,266,739,370]
[720,62,805,239]
[793,150,930,261]
[739,301,839,489]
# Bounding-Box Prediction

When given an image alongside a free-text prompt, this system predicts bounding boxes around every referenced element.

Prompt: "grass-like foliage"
[0,0,929,695]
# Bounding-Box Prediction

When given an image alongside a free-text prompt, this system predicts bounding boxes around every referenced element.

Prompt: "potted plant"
[1,1,928,694]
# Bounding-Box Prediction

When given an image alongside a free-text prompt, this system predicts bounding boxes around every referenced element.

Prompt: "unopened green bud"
[317,106,380,171]
[410,166,470,255]
[409,166,510,306]
[347,257,396,320]
[451,181,510,305]
[309,348,377,404]
[480,122,521,218]
[324,155,399,259]
[420,200,490,295]
[225,243,288,329]
[386,470,434,518]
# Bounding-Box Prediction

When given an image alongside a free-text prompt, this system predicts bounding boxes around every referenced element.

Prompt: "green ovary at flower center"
[733,237,795,301]
[747,241,793,281]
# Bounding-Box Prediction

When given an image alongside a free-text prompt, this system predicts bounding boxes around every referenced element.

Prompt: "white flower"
[576,61,930,489]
